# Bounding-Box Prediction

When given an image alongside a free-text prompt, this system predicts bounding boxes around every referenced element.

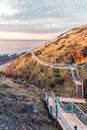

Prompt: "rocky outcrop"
[80,46,87,57]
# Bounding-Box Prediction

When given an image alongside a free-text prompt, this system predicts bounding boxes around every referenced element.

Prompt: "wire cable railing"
[45,93,87,130]
[73,102,87,126]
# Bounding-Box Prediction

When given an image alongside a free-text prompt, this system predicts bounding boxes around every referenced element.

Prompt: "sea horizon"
[0,40,48,55]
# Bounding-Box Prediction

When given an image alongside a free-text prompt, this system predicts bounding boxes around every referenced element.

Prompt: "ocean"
[0,40,47,55]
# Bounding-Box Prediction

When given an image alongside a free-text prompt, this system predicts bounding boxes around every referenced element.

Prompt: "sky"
[0,0,87,40]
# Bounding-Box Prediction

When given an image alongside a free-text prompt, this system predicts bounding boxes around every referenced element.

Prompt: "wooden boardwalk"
[60,97,86,103]
[70,66,84,98]
[46,93,87,130]
[65,113,86,130]
[32,51,84,98]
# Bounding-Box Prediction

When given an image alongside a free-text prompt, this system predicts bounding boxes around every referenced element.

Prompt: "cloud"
[0,0,87,40]
[0,17,87,34]
[11,0,87,19]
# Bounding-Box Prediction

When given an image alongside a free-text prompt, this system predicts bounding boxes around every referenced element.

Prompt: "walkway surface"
[32,50,87,129]
[60,97,86,103]
[48,96,56,106]
[47,95,87,130]
[64,113,86,130]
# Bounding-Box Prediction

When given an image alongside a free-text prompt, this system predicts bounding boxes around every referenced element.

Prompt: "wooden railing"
[32,51,84,98]
[45,93,87,130]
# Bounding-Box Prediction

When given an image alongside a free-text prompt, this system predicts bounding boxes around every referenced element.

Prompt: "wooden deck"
[48,96,56,106]
[60,97,86,103]
[47,95,87,130]
[65,113,86,130]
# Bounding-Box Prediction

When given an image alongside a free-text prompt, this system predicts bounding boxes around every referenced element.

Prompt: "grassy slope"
[5,24,87,98]
[2,24,87,129]
[34,24,87,64]
[6,53,75,97]
[0,76,62,130]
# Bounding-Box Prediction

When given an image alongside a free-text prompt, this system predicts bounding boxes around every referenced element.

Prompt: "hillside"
[34,24,87,64]
[5,24,87,98]
[5,53,75,97]
[0,76,62,130]
[5,24,87,97]
[1,24,87,129]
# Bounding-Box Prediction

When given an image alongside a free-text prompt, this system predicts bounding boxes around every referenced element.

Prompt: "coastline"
[0,61,12,69]
[0,53,19,70]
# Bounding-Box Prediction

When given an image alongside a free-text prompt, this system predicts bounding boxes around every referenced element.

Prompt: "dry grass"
[0,76,62,130]
[34,24,87,64]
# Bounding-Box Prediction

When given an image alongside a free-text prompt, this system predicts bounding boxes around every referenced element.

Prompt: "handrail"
[56,96,64,109]
[45,93,87,130]
[69,64,84,98]
[69,65,77,81]
[31,51,70,69]
[73,102,87,118]
[73,64,83,83]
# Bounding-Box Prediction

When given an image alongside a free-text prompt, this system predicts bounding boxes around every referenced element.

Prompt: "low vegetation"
[34,24,87,64]
[1,24,87,129]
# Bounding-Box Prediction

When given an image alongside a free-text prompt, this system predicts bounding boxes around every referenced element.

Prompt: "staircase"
[69,64,83,98]
[31,51,84,98]
[46,93,87,130]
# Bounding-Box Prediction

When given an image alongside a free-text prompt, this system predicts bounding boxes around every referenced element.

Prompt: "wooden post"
[74,125,77,130]
[45,93,48,104]
[56,105,58,119]
[50,106,52,115]
[71,102,74,114]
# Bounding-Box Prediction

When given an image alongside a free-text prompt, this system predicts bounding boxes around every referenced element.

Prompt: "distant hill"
[34,24,87,64]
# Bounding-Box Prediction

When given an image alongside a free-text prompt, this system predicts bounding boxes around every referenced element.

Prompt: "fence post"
[50,106,52,115]
[56,105,58,119]
[74,125,77,130]
[71,102,74,114]
[45,93,48,104]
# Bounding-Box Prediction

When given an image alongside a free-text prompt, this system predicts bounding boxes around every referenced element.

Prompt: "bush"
[48,54,52,58]
[67,42,79,48]
[55,78,65,85]
[49,82,55,88]
[0,83,10,88]
[57,44,65,50]
[35,50,42,56]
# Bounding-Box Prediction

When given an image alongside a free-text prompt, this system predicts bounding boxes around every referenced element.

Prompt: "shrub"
[26,52,32,57]
[67,43,78,48]
[66,56,75,64]
[40,67,44,72]
[55,78,65,85]
[35,50,42,56]
[57,44,65,50]
[49,82,55,88]
[0,83,10,88]
[48,54,52,58]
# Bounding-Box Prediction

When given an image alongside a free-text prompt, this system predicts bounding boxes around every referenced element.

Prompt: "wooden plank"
[65,113,87,130]
[48,96,56,106]
[60,97,86,103]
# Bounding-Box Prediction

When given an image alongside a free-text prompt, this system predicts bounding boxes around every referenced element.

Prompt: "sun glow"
[0,32,57,40]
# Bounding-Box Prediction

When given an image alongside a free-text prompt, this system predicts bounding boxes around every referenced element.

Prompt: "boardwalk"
[46,93,87,130]
[70,66,83,98]
[60,97,86,103]
[31,51,87,129]
[31,51,84,98]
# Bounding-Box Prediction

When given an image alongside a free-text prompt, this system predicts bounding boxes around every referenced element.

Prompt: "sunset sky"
[0,0,87,40]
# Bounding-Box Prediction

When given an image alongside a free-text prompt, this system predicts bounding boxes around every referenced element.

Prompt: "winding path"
[31,51,84,98]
